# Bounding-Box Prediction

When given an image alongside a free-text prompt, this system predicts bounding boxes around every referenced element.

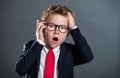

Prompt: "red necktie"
[44,48,55,78]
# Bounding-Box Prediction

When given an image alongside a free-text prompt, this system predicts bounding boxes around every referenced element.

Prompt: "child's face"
[45,14,69,48]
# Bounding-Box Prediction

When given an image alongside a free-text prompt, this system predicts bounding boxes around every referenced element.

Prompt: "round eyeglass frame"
[44,22,69,33]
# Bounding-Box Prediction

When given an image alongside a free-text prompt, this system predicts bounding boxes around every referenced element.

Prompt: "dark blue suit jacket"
[15,28,94,78]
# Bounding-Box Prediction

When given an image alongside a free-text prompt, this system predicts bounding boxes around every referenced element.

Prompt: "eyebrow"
[46,22,67,26]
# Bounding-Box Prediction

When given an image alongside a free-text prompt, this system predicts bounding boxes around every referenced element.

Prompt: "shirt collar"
[44,46,60,54]
[53,46,60,54]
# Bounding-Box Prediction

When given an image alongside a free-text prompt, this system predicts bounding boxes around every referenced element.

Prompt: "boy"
[15,5,93,78]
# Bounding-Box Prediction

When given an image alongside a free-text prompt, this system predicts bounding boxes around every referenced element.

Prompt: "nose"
[54,27,59,34]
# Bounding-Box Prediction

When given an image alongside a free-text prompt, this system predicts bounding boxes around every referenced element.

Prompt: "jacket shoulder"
[23,40,35,52]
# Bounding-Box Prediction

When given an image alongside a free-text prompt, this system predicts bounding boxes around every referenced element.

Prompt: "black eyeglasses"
[44,23,69,33]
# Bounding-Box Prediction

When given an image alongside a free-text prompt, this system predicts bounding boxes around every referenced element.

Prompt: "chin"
[48,43,60,48]
[50,45,59,48]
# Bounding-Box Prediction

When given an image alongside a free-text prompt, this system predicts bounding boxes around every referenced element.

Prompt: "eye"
[47,23,56,30]
[48,24,55,28]
[60,26,67,30]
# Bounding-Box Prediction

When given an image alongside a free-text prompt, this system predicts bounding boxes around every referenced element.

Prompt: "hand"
[36,20,46,43]
[67,12,76,30]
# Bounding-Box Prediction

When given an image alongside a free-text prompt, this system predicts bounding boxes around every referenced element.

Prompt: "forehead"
[46,14,68,26]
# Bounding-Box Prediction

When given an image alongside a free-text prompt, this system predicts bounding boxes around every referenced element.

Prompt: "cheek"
[59,34,67,42]
[45,31,53,40]
[45,32,51,38]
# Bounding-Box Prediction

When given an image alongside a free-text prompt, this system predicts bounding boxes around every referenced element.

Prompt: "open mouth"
[53,37,58,41]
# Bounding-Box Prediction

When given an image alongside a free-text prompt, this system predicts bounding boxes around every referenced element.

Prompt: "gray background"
[0,0,120,78]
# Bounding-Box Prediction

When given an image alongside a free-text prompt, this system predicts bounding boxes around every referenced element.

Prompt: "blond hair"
[41,5,75,21]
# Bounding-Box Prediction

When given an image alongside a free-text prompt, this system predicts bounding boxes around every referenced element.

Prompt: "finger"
[36,19,39,27]
[36,21,45,32]
[36,19,39,23]
[36,25,43,33]
[36,25,47,37]
[39,25,46,40]
[68,12,73,22]
[36,19,45,28]
[40,25,47,32]
[67,12,75,29]
[36,19,40,31]
[67,13,71,23]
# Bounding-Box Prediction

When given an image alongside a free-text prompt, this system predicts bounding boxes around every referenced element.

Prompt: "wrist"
[69,26,77,30]
[37,39,46,46]
[71,26,78,29]
[69,22,76,30]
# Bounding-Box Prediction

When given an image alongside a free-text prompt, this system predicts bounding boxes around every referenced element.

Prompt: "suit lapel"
[58,43,66,66]
[35,49,41,78]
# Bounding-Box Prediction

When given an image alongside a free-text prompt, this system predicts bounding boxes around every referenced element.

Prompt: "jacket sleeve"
[70,28,94,65]
[15,40,43,76]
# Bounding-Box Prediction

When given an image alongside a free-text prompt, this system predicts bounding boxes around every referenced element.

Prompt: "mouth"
[53,37,58,42]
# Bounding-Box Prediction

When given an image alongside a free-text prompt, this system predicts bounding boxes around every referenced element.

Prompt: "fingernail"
[36,19,39,23]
